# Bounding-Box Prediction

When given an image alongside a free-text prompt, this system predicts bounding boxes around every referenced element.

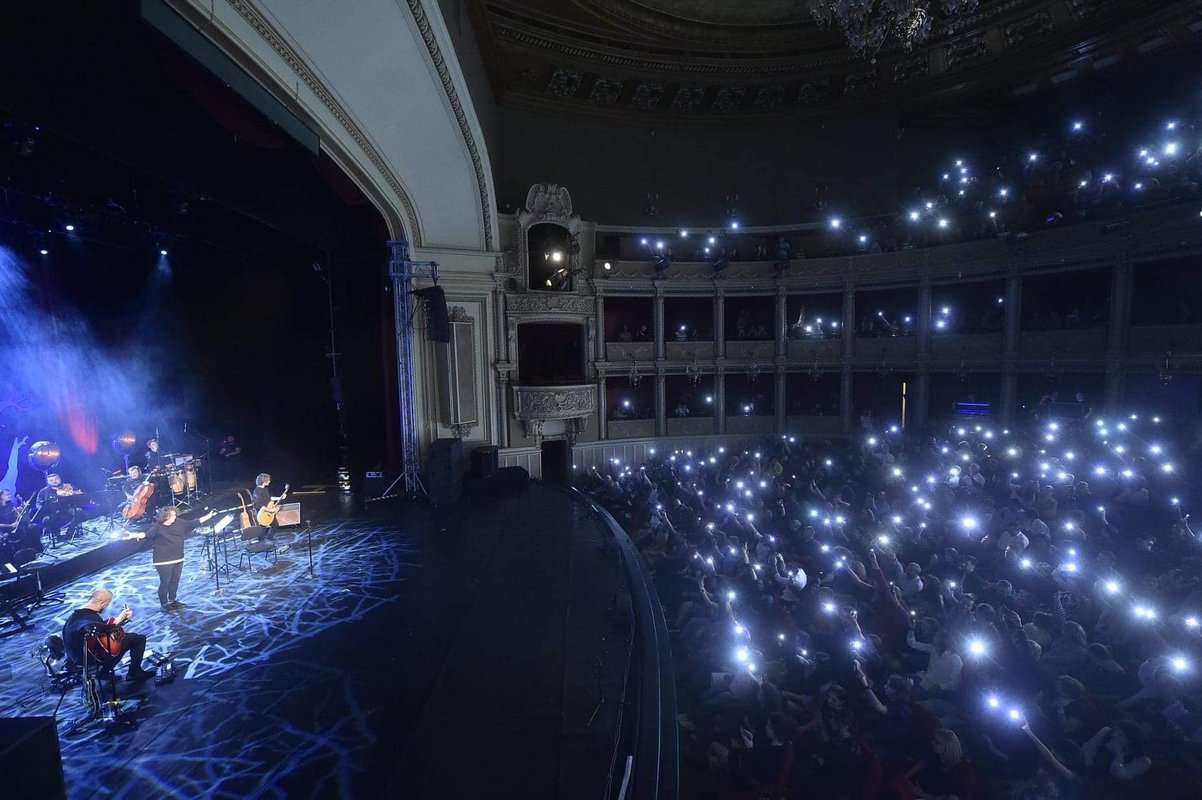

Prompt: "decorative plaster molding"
[506,292,594,316]
[224,0,423,244]
[404,0,495,251]
[512,384,598,420]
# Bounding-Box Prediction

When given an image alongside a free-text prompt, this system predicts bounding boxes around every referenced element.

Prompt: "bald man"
[61,589,154,682]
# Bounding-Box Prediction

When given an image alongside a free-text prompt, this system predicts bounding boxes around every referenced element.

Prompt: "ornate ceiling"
[467,0,1201,121]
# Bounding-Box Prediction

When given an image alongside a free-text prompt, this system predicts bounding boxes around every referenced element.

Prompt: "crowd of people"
[578,408,1202,798]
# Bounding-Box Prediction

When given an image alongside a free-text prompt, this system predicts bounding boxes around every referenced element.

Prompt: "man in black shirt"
[141,506,215,610]
[61,588,154,681]
[144,438,169,471]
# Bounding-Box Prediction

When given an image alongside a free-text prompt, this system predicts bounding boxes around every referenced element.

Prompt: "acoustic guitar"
[256,484,290,526]
[85,604,132,660]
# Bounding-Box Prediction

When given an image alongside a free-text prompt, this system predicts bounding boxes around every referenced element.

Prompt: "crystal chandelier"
[810,0,979,60]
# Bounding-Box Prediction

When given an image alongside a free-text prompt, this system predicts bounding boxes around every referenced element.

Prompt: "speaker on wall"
[412,285,450,343]
[436,312,478,431]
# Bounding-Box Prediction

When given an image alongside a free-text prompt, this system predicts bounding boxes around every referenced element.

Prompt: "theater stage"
[0,483,632,799]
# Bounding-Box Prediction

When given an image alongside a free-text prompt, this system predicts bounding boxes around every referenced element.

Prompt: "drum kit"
[102,453,206,523]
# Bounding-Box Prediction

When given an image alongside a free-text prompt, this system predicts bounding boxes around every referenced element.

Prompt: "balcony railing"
[512,384,597,421]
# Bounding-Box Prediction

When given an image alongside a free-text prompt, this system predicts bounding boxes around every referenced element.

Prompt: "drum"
[167,468,185,495]
[184,462,198,491]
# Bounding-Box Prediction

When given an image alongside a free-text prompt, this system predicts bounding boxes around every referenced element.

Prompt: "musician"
[62,588,154,681]
[144,506,213,611]
[144,437,169,471]
[251,472,282,541]
[0,489,16,529]
[32,473,72,549]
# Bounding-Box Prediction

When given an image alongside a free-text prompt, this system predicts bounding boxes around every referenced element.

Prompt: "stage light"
[829,217,842,230]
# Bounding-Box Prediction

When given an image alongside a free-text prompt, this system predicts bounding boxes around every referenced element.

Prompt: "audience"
[579,409,1202,798]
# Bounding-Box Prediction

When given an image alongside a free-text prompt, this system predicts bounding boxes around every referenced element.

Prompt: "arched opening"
[527,222,573,291]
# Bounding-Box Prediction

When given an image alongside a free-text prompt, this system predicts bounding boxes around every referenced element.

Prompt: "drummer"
[144,438,170,472]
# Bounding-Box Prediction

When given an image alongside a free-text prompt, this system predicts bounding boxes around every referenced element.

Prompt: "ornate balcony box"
[725,416,774,435]
[725,340,774,360]
[930,333,1004,359]
[1018,328,1106,357]
[1128,324,1202,354]
[608,419,656,439]
[606,341,655,361]
[787,338,841,361]
[666,341,715,360]
[512,384,597,421]
[856,336,917,359]
[666,417,716,436]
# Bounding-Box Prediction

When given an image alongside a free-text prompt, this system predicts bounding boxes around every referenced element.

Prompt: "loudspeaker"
[412,285,450,343]
[427,438,464,505]
[0,716,66,798]
[470,446,499,478]
[437,317,478,430]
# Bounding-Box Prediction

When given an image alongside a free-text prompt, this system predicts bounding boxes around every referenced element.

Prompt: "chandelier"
[810,0,979,60]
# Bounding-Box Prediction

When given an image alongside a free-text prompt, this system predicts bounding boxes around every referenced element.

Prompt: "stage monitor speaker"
[363,470,386,498]
[437,316,478,431]
[427,438,464,505]
[471,446,499,478]
[0,716,66,798]
[412,285,450,343]
[275,502,302,527]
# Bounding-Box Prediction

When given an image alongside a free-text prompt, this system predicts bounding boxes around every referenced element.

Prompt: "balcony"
[1128,324,1202,354]
[606,341,654,361]
[512,384,598,422]
[666,341,715,360]
[1017,328,1106,359]
[930,333,1004,360]
[725,416,775,434]
[666,416,716,436]
[725,340,774,360]
[787,337,841,361]
[785,415,843,436]
[856,336,917,360]
[608,419,656,439]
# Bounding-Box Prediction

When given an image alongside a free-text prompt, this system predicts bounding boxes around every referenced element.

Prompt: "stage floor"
[0,484,629,799]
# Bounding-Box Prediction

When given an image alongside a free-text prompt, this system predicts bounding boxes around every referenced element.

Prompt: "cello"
[121,473,156,520]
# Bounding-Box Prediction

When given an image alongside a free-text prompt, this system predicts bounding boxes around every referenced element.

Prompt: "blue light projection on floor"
[0,519,422,799]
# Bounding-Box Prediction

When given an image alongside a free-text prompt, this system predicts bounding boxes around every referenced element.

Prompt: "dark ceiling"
[467,0,1202,121]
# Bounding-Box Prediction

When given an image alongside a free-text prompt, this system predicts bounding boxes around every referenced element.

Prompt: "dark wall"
[497,107,906,225]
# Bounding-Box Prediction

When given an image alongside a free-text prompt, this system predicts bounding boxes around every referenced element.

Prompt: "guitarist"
[61,588,154,681]
[138,506,216,611]
[251,473,285,542]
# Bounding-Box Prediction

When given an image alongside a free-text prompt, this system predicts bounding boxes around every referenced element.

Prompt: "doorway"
[541,439,570,484]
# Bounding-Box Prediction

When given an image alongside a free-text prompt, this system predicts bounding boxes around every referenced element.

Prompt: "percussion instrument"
[184,462,198,491]
[167,468,185,495]
[27,440,61,470]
